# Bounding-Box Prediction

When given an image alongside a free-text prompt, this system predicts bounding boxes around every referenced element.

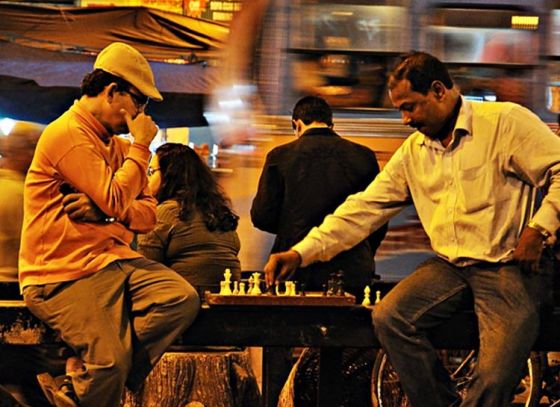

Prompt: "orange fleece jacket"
[19,100,157,289]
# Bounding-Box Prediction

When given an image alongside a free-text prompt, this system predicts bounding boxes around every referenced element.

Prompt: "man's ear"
[296,120,304,136]
[431,81,446,99]
[106,83,118,102]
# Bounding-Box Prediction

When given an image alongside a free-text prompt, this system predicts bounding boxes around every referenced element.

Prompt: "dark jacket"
[250,127,387,295]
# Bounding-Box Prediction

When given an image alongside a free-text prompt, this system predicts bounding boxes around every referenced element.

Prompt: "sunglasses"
[125,89,149,109]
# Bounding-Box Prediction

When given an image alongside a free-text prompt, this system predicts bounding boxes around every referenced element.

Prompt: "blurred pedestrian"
[0,121,41,283]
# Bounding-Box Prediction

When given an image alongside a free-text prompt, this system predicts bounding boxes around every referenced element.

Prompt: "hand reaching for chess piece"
[263,249,302,287]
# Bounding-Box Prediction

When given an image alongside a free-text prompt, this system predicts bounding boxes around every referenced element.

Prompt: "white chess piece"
[275,281,293,296]
[375,290,381,304]
[233,281,239,295]
[250,272,262,295]
[222,268,232,295]
[239,282,246,296]
[220,269,232,295]
[286,281,296,296]
[248,275,254,294]
[362,285,371,306]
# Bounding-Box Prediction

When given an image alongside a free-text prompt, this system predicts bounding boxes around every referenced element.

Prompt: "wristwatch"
[527,220,551,241]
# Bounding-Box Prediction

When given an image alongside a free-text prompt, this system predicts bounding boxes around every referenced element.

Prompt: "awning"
[0,3,229,127]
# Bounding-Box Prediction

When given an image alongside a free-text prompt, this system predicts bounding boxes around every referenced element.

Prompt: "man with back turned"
[251,95,387,297]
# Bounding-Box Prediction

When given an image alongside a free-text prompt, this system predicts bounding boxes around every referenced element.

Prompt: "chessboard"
[205,291,357,307]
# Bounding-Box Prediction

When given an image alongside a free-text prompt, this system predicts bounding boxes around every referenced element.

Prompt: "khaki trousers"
[24,257,200,407]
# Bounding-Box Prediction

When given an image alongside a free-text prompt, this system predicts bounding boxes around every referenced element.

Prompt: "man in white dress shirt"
[264,51,560,406]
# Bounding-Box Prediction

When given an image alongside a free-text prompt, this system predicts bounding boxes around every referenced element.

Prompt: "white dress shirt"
[293,98,560,266]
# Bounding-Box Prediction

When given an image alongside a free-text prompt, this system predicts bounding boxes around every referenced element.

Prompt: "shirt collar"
[300,127,338,138]
[415,96,472,149]
[70,100,112,142]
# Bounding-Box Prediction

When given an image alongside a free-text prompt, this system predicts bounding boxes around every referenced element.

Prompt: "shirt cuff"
[292,239,318,268]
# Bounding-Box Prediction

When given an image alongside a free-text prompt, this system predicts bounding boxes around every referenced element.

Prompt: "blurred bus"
[208,0,560,277]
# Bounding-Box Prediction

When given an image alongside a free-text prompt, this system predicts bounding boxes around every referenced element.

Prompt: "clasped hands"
[61,192,108,223]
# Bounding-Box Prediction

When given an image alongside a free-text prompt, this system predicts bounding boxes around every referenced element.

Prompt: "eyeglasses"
[147,167,160,176]
[125,89,149,110]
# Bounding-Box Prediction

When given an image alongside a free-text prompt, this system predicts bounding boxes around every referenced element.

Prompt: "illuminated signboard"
[186,0,242,21]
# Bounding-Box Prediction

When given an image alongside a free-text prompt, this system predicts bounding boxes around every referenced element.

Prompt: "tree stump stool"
[122,348,261,407]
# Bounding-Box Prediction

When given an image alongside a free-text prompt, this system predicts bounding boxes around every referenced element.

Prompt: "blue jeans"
[372,256,553,407]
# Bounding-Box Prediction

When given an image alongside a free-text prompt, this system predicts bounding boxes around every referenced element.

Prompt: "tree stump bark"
[122,348,261,407]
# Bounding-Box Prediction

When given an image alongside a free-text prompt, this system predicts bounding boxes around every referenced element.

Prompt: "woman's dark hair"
[81,69,131,97]
[388,51,454,94]
[292,95,333,127]
[154,143,239,232]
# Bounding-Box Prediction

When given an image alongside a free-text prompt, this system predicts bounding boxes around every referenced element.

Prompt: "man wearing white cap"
[19,42,200,407]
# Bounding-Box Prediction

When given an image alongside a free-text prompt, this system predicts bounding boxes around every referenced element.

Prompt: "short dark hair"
[292,96,333,127]
[388,51,454,94]
[80,69,132,97]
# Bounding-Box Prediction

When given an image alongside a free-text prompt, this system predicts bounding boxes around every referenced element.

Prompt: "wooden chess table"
[205,291,357,307]
[2,281,560,407]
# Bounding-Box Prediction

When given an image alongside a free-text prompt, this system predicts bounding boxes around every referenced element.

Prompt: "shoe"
[36,373,79,407]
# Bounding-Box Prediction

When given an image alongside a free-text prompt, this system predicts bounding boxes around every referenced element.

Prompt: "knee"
[170,280,201,325]
[372,300,400,336]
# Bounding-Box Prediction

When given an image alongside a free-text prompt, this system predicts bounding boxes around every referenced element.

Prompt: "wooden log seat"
[121,347,261,407]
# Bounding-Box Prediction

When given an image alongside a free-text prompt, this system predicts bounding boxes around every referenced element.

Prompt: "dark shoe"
[36,373,79,407]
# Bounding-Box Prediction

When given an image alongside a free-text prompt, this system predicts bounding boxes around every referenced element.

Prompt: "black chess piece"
[327,273,336,296]
[335,270,345,296]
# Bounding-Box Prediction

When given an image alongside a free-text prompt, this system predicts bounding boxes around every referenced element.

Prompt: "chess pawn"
[362,285,371,306]
[251,272,262,295]
[239,282,246,295]
[219,281,227,295]
[232,281,239,295]
[375,290,382,304]
[286,281,296,296]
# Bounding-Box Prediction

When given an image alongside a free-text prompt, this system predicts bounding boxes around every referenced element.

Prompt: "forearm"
[58,143,152,220]
[293,189,401,266]
[120,195,157,233]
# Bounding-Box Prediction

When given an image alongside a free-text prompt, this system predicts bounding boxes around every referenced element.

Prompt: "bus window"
[423,5,540,109]
[547,8,560,115]
[287,0,410,111]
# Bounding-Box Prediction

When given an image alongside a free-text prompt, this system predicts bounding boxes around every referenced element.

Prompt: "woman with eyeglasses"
[138,142,242,290]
